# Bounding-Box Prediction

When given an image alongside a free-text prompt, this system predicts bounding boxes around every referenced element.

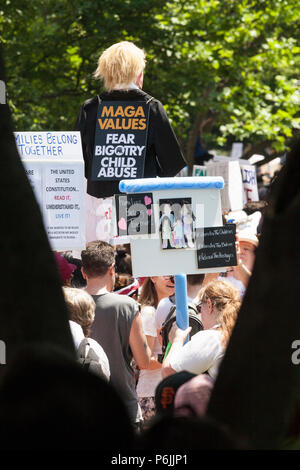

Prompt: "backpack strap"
[78,338,90,360]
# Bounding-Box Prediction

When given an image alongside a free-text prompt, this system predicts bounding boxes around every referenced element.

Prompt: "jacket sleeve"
[74,103,89,178]
[152,100,187,177]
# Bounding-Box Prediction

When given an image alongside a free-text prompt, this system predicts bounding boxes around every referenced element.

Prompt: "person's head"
[139,276,175,308]
[94,41,146,92]
[63,287,95,337]
[81,241,115,290]
[197,280,241,346]
[186,274,205,287]
[114,273,139,300]
[115,245,132,275]
[237,231,259,272]
[53,252,77,286]
[63,253,87,288]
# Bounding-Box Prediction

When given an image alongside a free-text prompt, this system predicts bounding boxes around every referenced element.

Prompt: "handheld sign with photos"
[92,101,150,181]
[195,224,237,269]
[115,193,155,236]
[117,176,225,277]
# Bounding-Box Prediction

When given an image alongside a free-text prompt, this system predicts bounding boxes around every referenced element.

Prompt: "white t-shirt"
[170,328,224,380]
[136,306,163,398]
[155,297,174,331]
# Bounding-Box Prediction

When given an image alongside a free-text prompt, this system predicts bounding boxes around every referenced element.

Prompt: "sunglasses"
[196,300,206,313]
[163,276,175,283]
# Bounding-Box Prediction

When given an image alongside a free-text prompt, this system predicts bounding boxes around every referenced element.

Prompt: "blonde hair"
[138,278,158,308]
[198,281,241,347]
[63,287,96,337]
[94,41,146,91]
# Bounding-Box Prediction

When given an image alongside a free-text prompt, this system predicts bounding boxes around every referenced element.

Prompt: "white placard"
[231,142,243,159]
[206,161,244,212]
[15,131,82,161]
[128,187,224,277]
[240,164,259,203]
[16,132,86,251]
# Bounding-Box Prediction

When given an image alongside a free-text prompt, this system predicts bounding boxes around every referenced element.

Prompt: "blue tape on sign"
[175,274,189,338]
[119,176,224,193]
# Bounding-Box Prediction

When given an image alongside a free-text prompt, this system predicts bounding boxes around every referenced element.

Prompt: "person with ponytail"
[162,280,241,380]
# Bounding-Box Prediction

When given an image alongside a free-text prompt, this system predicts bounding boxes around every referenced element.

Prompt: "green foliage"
[1,0,299,156]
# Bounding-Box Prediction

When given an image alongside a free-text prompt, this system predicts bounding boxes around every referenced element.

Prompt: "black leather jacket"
[74,89,187,198]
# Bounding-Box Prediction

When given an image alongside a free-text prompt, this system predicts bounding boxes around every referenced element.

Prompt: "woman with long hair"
[136,276,175,423]
[162,280,241,380]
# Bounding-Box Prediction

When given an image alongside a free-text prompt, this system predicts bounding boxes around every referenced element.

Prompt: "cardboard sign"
[240,164,259,203]
[92,101,150,181]
[206,160,244,212]
[15,131,86,251]
[195,224,237,269]
[114,193,155,236]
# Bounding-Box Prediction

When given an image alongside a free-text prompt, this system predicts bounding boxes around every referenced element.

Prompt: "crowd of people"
[52,210,260,436]
[50,39,265,444]
[2,38,297,452]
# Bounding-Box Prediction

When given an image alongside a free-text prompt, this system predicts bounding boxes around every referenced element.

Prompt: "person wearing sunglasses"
[162,280,241,381]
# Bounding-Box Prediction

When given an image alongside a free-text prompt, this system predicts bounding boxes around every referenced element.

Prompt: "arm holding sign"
[161,324,192,378]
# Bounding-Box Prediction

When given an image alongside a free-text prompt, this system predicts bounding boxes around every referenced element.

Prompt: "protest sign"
[195,224,237,269]
[192,165,207,176]
[240,164,259,203]
[117,177,227,277]
[15,131,86,251]
[92,101,150,181]
[206,160,244,212]
[231,142,243,159]
[176,166,188,177]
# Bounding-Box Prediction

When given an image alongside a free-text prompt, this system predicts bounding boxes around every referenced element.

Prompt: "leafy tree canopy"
[1,0,299,162]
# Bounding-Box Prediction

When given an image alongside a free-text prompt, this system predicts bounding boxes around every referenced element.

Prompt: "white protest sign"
[115,177,226,277]
[15,131,86,251]
[231,142,243,159]
[192,165,207,176]
[240,164,259,203]
[206,160,244,212]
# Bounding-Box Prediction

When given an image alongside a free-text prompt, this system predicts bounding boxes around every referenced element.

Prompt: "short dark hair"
[187,274,205,286]
[81,241,115,278]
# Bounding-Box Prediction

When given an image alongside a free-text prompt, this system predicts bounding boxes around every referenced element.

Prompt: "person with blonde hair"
[74,41,186,243]
[162,280,241,380]
[63,286,110,381]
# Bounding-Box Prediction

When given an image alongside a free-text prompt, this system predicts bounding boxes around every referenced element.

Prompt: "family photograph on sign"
[159,198,195,250]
